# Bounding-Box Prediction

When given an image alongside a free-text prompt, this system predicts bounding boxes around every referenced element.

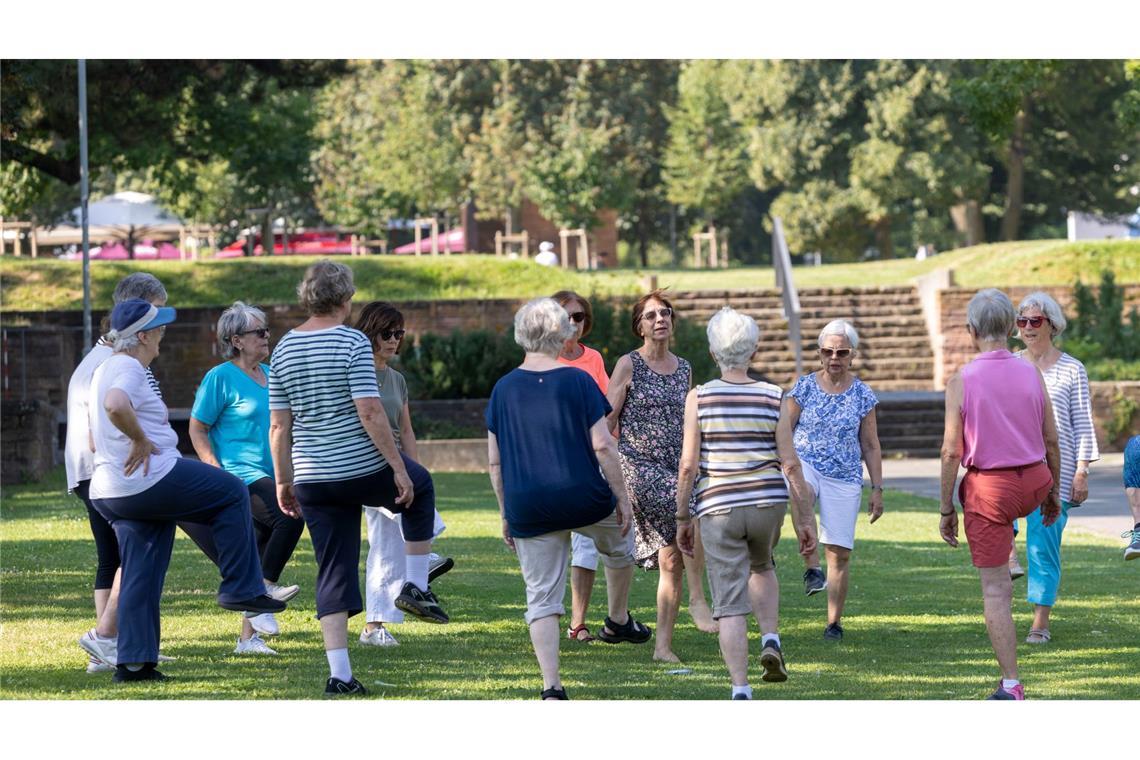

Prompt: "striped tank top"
[693,379,789,517]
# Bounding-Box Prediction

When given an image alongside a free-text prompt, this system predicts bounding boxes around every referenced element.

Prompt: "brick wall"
[1,400,57,484]
[519,200,618,268]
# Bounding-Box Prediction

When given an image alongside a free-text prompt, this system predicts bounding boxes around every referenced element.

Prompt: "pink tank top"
[960,350,1046,469]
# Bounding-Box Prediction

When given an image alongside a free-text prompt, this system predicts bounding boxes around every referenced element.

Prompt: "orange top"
[557,344,609,394]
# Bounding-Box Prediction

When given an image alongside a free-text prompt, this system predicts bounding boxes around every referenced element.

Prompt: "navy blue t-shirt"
[485,366,616,538]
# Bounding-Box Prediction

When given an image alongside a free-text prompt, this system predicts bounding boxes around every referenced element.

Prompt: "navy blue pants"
[295,454,435,619]
[91,458,265,665]
[248,477,304,583]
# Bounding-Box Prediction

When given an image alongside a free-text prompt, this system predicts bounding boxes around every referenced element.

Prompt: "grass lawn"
[3,240,1138,312]
[1,467,1136,701]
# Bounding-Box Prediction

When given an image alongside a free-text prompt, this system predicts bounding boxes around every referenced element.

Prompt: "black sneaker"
[218,593,287,615]
[759,640,788,682]
[823,622,844,641]
[428,554,455,583]
[803,567,827,596]
[395,582,449,623]
[324,676,368,698]
[732,692,751,700]
[112,664,168,683]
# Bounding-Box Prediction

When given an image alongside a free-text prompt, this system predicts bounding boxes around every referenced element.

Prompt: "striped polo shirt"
[268,325,386,484]
[693,379,789,517]
[1023,351,1100,501]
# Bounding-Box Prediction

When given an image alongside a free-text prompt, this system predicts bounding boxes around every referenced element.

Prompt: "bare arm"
[487,432,512,550]
[939,374,964,547]
[269,409,301,518]
[1039,375,1062,525]
[605,355,632,434]
[675,390,701,556]
[859,407,884,523]
[354,396,412,505]
[776,395,818,556]
[591,416,633,536]
[399,400,419,462]
[188,417,220,467]
[104,387,155,477]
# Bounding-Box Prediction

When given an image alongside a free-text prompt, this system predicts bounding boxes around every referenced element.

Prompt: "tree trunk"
[261,209,275,257]
[1000,101,1029,242]
[950,200,986,246]
[126,227,136,259]
[874,217,894,259]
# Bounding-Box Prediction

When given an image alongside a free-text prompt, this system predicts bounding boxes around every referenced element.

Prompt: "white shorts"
[801,460,863,550]
[570,532,598,570]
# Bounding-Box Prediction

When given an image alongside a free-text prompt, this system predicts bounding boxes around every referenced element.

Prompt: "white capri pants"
[801,460,863,550]
[365,507,446,624]
[570,532,599,571]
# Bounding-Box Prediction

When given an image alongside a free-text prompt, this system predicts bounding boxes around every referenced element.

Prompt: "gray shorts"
[699,503,787,619]
[513,511,635,625]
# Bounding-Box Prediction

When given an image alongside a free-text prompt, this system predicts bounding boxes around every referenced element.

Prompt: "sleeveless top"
[960,349,1046,469]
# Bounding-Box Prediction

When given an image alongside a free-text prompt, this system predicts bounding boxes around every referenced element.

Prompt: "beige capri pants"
[513,510,635,625]
[699,503,787,619]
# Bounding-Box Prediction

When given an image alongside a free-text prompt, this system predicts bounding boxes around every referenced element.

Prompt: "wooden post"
[179,226,187,261]
[413,225,422,257]
[495,230,503,256]
[693,233,700,268]
[559,232,569,268]
[281,219,289,256]
[708,225,717,268]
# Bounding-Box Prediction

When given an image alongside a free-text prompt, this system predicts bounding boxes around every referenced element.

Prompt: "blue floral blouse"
[789,373,878,484]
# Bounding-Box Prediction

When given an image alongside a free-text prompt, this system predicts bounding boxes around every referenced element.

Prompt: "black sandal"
[596,612,652,644]
[540,686,568,700]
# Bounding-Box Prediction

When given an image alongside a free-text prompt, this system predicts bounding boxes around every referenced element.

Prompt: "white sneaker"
[264,582,301,602]
[86,655,114,673]
[248,612,280,636]
[78,629,118,667]
[234,634,278,655]
[157,653,177,663]
[359,626,400,647]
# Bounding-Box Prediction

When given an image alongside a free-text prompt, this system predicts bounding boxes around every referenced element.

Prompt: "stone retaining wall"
[1,400,58,484]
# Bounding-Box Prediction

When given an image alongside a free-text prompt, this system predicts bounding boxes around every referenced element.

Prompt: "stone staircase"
[874,391,945,458]
[670,286,935,392]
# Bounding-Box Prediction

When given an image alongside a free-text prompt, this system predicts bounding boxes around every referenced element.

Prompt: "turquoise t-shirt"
[191,361,274,485]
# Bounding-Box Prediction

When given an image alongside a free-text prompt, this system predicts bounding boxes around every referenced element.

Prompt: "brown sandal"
[566,624,596,642]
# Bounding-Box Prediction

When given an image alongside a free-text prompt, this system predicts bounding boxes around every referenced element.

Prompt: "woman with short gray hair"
[1004,290,1098,644]
[190,301,305,655]
[777,318,883,642]
[487,297,651,699]
[298,259,356,316]
[966,288,1018,342]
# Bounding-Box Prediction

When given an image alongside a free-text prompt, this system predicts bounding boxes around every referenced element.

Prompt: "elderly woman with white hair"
[190,301,305,655]
[1004,291,1099,644]
[486,297,651,700]
[675,308,818,699]
[939,288,1061,700]
[776,318,883,642]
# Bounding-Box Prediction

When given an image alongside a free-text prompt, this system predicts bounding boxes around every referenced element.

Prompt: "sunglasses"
[238,328,270,339]
[640,307,673,321]
[380,328,406,342]
[1016,316,1049,329]
[567,312,586,324]
[819,348,852,358]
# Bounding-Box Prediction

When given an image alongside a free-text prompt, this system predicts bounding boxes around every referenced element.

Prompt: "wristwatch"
[869,484,884,492]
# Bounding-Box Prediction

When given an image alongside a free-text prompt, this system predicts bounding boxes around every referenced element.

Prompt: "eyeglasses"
[238,328,270,339]
[380,328,406,342]
[819,348,852,358]
[1016,316,1049,329]
[567,312,586,324]
[640,307,673,321]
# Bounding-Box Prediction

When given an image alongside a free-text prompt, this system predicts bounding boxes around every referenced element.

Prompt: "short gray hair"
[513,297,574,356]
[1018,291,1067,337]
[818,319,859,350]
[966,288,1017,342]
[113,273,167,304]
[298,259,355,315]
[707,307,760,371]
[111,333,141,352]
[217,301,267,359]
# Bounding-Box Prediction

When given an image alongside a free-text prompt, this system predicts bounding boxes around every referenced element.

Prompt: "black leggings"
[247,477,304,582]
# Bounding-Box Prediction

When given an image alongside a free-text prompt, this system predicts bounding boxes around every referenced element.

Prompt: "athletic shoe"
[264,582,301,603]
[324,676,368,698]
[1123,529,1140,561]
[359,626,400,647]
[395,582,450,624]
[220,593,286,615]
[986,682,1025,700]
[803,567,827,596]
[157,653,176,663]
[86,655,114,674]
[732,693,751,700]
[112,664,168,683]
[823,622,844,641]
[234,634,278,655]
[428,553,455,582]
[248,612,280,636]
[1009,558,1026,580]
[759,640,788,682]
[78,629,118,667]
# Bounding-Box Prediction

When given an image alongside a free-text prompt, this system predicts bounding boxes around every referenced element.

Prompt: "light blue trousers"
[1012,500,1073,607]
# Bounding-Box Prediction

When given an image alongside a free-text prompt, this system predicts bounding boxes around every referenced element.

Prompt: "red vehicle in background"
[215,229,355,258]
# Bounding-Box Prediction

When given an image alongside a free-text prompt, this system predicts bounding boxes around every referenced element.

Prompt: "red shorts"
[958,462,1053,568]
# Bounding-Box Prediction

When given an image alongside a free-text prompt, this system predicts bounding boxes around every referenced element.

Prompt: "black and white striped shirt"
[1034,352,1099,502]
[268,325,385,483]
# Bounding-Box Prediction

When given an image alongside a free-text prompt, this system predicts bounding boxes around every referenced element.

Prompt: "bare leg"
[239,616,255,641]
[602,563,632,626]
[825,545,852,626]
[405,539,430,555]
[749,568,779,636]
[1031,604,1052,632]
[529,614,562,693]
[802,545,821,572]
[717,615,749,687]
[683,520,718,633]
[569,566,597,635]
[978,566,1018,680]
[1128,487,1140,523]
[95,568,121,638]
[654,544,683,662]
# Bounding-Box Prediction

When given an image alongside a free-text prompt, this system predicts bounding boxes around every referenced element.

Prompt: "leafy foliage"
[1066,270,1140,362]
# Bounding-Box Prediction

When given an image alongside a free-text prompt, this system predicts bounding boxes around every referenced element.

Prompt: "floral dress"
[617,351,693,568]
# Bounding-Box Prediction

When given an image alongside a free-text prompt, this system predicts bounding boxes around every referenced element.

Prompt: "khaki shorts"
[699,503,786,619]
[513,511,635,625]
